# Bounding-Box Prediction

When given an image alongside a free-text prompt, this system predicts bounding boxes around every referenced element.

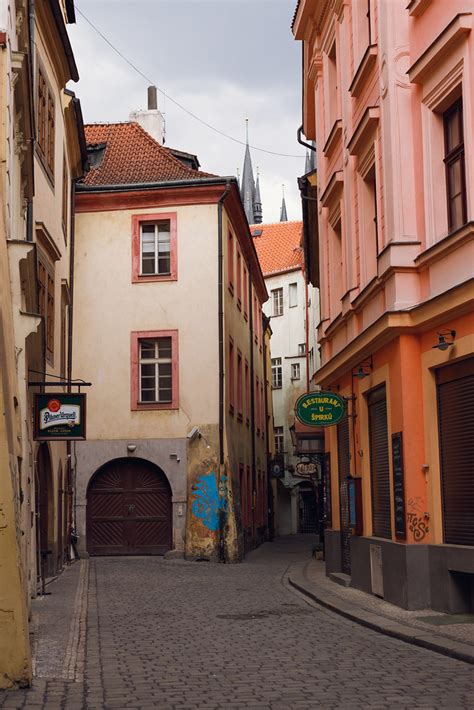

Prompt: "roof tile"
[83,122,216,186]
[251,221,303,276]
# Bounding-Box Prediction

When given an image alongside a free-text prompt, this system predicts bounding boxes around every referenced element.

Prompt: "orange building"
[294,0,474,611]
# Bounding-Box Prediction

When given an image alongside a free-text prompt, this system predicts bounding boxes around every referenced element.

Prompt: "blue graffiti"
[191,472,227,532]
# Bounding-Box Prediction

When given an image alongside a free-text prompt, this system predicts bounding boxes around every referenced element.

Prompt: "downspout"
[297,125,316,154]
[262,318,273,541]
[217,179,231,562]
[248,265,256,542]
[217,179,231,466]
[305,279,310,391]
[67,180,76,536]
[26,0,35,242]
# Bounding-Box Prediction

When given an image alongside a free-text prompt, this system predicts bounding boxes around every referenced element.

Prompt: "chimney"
[130,85,166,145]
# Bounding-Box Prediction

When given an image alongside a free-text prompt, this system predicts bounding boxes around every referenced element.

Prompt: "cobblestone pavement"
[1,537,474,709]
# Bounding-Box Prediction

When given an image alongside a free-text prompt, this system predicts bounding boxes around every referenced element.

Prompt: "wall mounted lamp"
[127,444,137,454]
[352,357,373,379]
[432,330,456,351]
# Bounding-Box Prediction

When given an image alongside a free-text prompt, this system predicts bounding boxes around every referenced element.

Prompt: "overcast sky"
[68,0,306,223]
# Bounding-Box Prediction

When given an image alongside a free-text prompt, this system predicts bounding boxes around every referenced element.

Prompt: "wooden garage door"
[87,458,172,555]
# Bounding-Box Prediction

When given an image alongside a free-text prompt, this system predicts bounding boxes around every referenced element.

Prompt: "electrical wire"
[74,5,305,159]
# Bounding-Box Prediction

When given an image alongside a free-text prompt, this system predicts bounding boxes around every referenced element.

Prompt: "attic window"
[252,229,263,237]
[87,142,107,169]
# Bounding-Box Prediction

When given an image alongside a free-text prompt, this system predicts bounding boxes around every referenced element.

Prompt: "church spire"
[280,184,288,222]
[254,167,263,224]
[240,118,262,224]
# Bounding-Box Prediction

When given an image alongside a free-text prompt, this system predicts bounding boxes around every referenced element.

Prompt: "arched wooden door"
[87,458,172,556]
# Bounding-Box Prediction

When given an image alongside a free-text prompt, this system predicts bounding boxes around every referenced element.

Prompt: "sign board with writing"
[295,460,318,478]
[295,391,346,428]
[34,393,86,441]
[392,432,406,539]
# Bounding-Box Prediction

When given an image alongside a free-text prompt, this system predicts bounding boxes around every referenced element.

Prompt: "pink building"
[294,0,474,610]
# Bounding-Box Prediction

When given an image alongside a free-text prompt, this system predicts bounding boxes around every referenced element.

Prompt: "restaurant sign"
[295,391,346,428]
[34,393,86,441]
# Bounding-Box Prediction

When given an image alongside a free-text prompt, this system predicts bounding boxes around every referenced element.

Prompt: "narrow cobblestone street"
[1,537,473,709]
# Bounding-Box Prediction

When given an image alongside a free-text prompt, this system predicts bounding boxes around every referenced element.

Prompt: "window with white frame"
[291,363,300,380]
[298,343,306,356]
[289,282,298,308]
[271,288,283,316]
[271,357,282,389]
[140,221,171,276]
[139,337,173,403]
[274,426,284,454]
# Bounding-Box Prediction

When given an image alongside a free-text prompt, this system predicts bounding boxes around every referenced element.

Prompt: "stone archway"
[86,457,172,556]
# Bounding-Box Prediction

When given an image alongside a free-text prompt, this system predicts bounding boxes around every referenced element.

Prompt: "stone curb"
[288,562,474,667]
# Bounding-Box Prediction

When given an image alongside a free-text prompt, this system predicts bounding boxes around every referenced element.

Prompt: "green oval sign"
[295,391,346,427]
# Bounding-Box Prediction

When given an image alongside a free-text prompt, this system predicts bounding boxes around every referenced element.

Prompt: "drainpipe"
[248,266,256,542]
[26,0,35,243]
[305,279,310,391]
[217,180,231,466]
[297,125,316,154]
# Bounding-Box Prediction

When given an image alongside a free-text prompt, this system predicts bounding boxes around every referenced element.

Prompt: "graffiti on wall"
[191,472,227,532]
[406,497,429,541]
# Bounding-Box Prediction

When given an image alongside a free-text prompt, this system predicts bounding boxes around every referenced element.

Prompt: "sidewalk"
[288,557,474,665]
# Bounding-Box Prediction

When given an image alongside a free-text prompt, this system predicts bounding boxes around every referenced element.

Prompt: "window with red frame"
[131,330,179,410]
[132,213,177,282]
[236,250,242,308]
[228,337,234,413]
[245,359,250,425]
[228,230,234,293]
[243,265,248,319]
[237,351,243,420]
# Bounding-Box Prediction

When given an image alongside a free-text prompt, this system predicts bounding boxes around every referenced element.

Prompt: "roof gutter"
[50,0,79,82]
[76,176,237,193]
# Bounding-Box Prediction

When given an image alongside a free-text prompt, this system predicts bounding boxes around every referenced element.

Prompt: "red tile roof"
[250,221,303,276]
[83,122,216,186]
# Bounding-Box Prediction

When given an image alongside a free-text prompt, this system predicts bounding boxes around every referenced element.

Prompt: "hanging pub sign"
[34,393,86,441]
[295,391,346,428]
[295,460,318,478]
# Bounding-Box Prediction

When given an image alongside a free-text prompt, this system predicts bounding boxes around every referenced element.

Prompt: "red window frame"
[228,337,235,414]
[228,229,234,294]
[131,212,178,283]
[243,265,248,320]
[131,329,179,410]
[236,249,242,309]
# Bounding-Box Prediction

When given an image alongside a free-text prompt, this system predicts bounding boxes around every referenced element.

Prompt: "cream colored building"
[73,104,269,561]
[0,0,86,687]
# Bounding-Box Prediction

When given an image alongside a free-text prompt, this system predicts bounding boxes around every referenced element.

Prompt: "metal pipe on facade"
[217,180,231,466]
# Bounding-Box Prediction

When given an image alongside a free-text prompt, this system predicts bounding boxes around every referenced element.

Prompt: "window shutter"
[368,386,391,539]
[437,358,474,545]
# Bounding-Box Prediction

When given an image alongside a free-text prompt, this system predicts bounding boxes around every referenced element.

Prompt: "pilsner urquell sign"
[34,393,86,441]
[295,391,346,427]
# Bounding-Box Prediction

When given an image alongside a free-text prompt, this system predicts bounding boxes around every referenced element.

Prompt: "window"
[60,292,67,379]
[289,282,298,308]
[62,153,68,236]
[38,257,55,363]
[253,294,258,344]
[243,266,248,319]
[271,357,282,389]
[228,230,234,293]
[298,343,306,356]
[275,426,284,455]
[255,376,260,434]
[272,288,283,317]
[245,359,250,424]
[132,213,177,282]
[359,165,378,281]
[443,99,467,232]
[228,338,234,413]
[131,330,178,410]
[291,363,301,380]
[237,351,243,420]
[327,41,338,129]
[260,381,265,437]
[236,250,242,308]
[37,67,55,177]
